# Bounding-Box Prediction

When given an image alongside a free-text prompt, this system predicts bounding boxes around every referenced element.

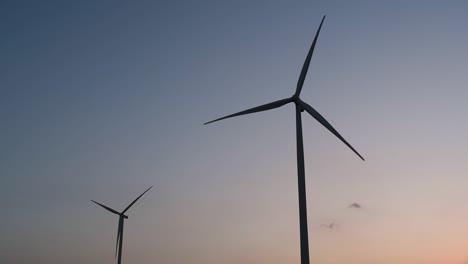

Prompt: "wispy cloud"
[349,203,362,209]
[321,222,335,229]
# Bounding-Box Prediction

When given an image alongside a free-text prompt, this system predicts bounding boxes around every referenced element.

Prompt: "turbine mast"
[295,104,310,264]
[117,216,124,264]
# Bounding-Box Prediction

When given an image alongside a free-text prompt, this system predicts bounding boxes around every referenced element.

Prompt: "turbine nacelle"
[291,97,305,112]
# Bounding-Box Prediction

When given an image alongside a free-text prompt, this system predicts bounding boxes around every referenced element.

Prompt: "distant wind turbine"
[204,16,364,264]
[92,186,153,264]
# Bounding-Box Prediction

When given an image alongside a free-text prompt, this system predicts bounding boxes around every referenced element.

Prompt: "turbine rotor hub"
[292,97,302,106]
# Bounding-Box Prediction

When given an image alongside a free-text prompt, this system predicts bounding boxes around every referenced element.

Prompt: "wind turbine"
[204,16,364,264]
[92,186,153,264]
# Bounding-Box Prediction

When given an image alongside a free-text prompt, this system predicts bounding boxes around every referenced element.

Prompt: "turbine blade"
[295,15,326,97]
[91,200,120,215]
[121,186,154,214]
[299,100,365,161]
[204,98,292,125]
[115,217,123,258]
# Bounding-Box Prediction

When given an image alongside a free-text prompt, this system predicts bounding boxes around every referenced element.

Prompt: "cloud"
[349,203,362,209]
[321,222,335,229]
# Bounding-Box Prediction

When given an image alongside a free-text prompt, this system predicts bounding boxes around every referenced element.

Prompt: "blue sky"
[1,1,468,263]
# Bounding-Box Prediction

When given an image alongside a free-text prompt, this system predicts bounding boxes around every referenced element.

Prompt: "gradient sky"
[1,1,468,264]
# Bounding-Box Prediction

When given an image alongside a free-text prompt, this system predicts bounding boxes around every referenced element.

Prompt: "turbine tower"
[92,186,153,264]
[204,16,364,264]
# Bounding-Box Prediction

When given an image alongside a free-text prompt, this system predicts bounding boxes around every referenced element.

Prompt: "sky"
[1,0,468,263]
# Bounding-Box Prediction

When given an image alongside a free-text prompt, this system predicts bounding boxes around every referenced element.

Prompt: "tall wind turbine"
[92,186,153,264]
[204,16,364,264]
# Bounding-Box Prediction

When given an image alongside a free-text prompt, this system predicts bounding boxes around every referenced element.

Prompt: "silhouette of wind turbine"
[92,186,153,264]
[204,16,364,264]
